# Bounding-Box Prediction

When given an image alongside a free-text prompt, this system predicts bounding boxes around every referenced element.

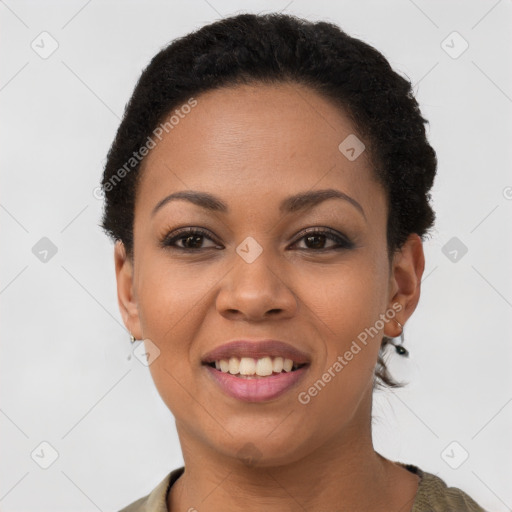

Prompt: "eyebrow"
[151,188,366,220]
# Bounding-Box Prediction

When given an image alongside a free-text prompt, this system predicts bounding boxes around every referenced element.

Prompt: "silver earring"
[129,333,136,344]
[389,320,409,357]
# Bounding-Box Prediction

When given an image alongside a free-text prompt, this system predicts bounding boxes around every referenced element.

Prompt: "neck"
[168,393,419,511]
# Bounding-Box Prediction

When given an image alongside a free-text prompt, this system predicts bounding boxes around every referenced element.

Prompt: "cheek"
[292,256,388,422]
[134,257,219,412]
[137,256,215,338]
[296,254,388,343]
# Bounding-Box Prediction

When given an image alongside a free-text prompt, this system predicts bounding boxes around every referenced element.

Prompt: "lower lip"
[204,365,309,402]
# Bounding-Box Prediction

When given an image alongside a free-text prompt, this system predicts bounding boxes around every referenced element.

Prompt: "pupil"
[184,235,202,248]
[306,234,325,249]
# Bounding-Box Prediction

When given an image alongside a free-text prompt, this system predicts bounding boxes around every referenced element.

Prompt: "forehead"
[135,82,383,219]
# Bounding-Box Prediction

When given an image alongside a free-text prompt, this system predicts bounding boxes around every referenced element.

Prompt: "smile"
[206,356,307,377]
[201,339,311,402]
[203,358,310,402]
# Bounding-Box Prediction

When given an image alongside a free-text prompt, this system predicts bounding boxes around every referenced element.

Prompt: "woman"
[100,12,487,512]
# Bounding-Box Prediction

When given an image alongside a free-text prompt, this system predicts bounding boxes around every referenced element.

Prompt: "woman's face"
[116,82,423,467]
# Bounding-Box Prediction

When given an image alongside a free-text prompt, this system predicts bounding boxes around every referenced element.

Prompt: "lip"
[204,365,309,402]
[201,339,311,365]
[201,339,311,403]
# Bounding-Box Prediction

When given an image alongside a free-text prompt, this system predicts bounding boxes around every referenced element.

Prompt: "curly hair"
[100,12,437,388]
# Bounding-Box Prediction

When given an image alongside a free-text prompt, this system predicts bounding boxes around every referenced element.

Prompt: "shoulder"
[398,463,488,512]
[117,467,184,512]
[117,464,488,512]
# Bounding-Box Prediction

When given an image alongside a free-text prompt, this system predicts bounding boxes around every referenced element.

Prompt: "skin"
[115,82,425,511]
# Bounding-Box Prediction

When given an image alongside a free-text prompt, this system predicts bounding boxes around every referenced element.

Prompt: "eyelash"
[160,227,354,252]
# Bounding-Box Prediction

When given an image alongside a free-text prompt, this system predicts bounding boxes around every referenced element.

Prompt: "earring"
[389,320,409,357]
[129,332,136,344]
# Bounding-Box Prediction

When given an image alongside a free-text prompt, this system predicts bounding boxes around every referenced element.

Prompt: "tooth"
[255,357,273,376]
[215,361,220,370]
[239,357,256,375]
[219,359,229,373]
[272,357,284,373]
[283,358,293,372]
[228,357,240,374]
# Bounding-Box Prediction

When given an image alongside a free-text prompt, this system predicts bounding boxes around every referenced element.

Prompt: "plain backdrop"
[1,1,511,511]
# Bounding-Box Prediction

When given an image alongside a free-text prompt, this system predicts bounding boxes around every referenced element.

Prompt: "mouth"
[201,340,311,402]
[203,357,308,378]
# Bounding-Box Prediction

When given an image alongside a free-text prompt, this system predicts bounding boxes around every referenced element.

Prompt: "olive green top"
[119,463,487,511]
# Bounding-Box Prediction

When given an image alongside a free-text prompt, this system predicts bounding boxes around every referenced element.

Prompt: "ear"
[384,233,425,338]
[114,240,142,339]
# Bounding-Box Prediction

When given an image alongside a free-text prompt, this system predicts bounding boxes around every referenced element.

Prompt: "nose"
[216,249,298,322]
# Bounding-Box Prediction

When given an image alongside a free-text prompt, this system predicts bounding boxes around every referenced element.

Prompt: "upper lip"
[201,340,311,365]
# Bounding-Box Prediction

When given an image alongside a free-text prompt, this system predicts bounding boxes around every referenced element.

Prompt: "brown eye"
[180,234,205,249]
[161,228,221,251]
[303,234,330,249]
[293,228,354,251]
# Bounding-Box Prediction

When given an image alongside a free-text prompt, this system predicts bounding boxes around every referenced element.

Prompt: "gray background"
[1,0,511,510]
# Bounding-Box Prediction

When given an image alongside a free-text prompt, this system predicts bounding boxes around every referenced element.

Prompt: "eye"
[291,227,354,251]
[160,227,222,251]
[160,226,354,252]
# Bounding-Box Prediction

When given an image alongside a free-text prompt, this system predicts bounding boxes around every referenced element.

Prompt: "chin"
[213,428,314,469]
